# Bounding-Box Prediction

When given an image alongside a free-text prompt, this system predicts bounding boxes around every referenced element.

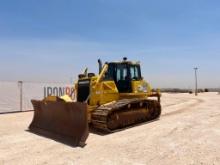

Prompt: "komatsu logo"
[44,86,75,97]
[137,84,148,93]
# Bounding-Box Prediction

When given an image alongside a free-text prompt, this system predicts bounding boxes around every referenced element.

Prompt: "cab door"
[115,63,132,93]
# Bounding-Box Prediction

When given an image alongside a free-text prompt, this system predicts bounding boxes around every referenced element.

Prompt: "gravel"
[0,93,220,165]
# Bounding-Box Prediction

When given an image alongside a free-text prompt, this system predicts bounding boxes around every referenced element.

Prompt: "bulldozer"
[29,57,161,146]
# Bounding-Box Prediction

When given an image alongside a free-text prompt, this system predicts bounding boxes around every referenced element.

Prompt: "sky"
[0,0,220,88]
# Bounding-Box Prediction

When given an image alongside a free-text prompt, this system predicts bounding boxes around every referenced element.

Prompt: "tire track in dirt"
[162,97,204,117]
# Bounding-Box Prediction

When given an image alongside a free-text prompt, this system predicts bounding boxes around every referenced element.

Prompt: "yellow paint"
[73,60,161,123]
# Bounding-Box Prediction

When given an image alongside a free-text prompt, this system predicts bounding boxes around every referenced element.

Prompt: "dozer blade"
[29,99,89,147]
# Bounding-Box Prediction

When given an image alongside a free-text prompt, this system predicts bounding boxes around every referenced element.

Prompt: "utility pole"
[18,81,23,111]
[194,67,198,96]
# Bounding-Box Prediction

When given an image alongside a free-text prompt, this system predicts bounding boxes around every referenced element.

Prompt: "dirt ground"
[0,93,220,165]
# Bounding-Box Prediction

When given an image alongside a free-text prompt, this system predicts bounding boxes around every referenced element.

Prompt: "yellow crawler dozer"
[29,57,161,146]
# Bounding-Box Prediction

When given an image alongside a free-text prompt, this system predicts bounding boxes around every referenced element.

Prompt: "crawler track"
[91,99,161,132]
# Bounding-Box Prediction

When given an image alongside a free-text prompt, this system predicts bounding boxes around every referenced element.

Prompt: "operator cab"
[104,59,142,93]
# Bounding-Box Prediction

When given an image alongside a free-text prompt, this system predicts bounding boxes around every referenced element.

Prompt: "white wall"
[0,81,73,113]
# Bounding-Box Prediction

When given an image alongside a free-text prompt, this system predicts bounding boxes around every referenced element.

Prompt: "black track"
[91,99,161,132]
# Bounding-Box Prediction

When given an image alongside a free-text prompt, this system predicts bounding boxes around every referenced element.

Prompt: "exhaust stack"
[98,59,102,74]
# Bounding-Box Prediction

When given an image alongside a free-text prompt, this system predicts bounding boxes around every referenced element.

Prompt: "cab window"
[130,65,141,80]
[116,64,128,81]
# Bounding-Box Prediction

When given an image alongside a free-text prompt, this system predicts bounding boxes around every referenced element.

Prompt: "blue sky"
[0,0,220,88]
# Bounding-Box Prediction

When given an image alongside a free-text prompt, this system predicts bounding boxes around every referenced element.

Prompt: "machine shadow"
[26,119,160,147]
[26,129,87,148]
[89,118,159,136]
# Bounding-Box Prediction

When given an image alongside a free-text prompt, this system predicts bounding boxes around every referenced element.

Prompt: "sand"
[0,92,220,165]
